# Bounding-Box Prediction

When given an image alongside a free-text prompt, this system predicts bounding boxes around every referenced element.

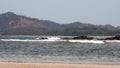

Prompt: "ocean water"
[0,36,120,65]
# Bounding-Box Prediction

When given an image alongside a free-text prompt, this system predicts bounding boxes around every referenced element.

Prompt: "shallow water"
[0,36,120,65]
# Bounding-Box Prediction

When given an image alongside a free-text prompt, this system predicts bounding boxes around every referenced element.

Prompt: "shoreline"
[0,62,120,68]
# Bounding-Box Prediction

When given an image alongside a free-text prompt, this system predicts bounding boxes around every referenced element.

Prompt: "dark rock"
[105,36,120,40]
[72,36,94,40]
[41,37,48,39]
[63,38,73,40]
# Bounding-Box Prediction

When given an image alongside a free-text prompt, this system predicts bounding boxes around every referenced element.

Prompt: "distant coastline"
[0,12,120,36]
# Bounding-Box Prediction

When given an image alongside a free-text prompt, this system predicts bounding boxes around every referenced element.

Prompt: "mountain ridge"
[0,12,120,35]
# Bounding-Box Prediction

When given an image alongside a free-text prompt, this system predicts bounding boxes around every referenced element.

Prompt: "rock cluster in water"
[105,35,120,40]
[40,35,120,40]
[72,36,93,40]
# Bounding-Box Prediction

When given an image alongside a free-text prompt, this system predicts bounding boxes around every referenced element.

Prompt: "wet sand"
[0,62,120,68]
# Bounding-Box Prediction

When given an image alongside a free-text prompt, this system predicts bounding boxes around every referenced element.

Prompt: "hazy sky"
[0,0,120,26]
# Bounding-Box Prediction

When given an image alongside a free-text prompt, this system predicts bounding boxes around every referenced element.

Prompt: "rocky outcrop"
[72,36,94,40]
[105,36,120,40]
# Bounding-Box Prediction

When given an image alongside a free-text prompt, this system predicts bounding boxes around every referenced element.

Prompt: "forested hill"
[0,12,120,36]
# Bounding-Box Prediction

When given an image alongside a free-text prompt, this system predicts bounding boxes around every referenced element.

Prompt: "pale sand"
[0,62,120,68]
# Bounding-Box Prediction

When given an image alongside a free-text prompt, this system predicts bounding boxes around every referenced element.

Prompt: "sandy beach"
[0,62,119,68]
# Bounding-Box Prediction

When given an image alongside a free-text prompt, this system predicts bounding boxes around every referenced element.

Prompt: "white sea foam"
[0,39,104,44]
[68,40,104,44]
[0,39,35,42]
[105,40,120,43]
[47,37,61,40]
[1,38,120,44]
[0,39,66,42]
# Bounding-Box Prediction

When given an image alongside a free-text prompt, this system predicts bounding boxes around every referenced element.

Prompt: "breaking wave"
[0,36,120,44]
